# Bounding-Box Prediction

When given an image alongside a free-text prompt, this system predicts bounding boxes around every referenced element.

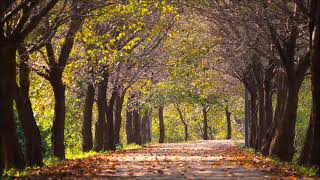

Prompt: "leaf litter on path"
[20,140,310,179]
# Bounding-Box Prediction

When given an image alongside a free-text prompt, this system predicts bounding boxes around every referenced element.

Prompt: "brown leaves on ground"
[19,140,310,179]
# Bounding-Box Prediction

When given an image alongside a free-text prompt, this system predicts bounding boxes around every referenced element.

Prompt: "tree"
[299,0,320,166]
[0,0,59,169]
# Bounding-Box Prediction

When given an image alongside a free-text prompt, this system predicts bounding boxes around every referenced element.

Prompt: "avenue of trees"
[0,0,320,175]
[187,0,320,166]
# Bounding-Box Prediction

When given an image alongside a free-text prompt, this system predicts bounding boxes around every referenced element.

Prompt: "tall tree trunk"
[176,106,188,142]
[94,76,108,152]
[0,43,25,169]
[248,94,257,148]
[158,106,165,143]
[146,109,152,143]
[183,123,189,142]
[126,109,134,144]
[141,108,152,144]
[0,137,3,175]
[225,107,232,140]
[141,110,148,145]
[269,81,300,161]
[82,83,94,152]
[47,13,83,159]
[257,87,265,148]
[202,107,208,140]
[50,75,66,159]
[15,48,43,166]
[299,0,320,166]
[244,89,249,147]
[133,109,141,145]
[104,90,117,151]
[262,74,286,155]
[114,93,125,145]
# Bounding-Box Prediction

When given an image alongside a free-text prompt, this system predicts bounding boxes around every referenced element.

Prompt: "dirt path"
[23,140,302,179]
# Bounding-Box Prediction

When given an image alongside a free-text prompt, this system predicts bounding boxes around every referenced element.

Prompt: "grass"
[117,143,143,150]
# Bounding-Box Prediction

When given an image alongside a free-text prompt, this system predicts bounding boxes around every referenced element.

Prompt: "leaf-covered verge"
[2,144,142,178]
[236,144,319,178]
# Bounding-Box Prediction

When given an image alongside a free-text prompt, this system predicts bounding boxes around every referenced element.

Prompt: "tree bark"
[94,75,108,151]
[269,81,300,161]
[225,107,232,140]
[257,86,265,148]
[184,124,189,142]
[202,107,208,140]
[141,110,148,145]
[248,94,258,149]
[114,93,125,145]
[82,83,94,152]
[15,48,43,166]
[262,73,286,155]
[0,43,25,169]
[140,108,152,144]
[104,90,117,151]
[299,0,320,166]
[253,63,265,149]
[126,109,134,144]
[146,109,152,143]
[0,137,3,175]
[50,75,66,159]
[244,89,249,147]
[133,109,142,145]
[158,106,165,143]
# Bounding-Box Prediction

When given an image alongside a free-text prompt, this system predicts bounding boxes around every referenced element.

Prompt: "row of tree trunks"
[126,106,153,145]
[246,60,308,162]
[82,85,153,151]
[0,0,59,170]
